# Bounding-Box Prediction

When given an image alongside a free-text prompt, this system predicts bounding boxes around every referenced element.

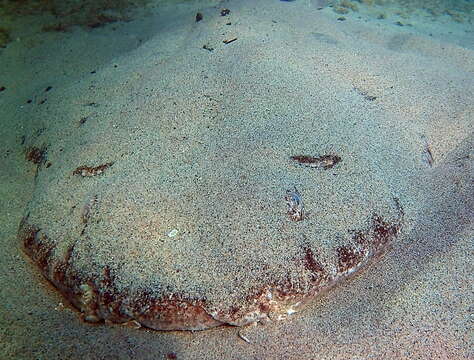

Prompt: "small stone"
[168,229,178,237]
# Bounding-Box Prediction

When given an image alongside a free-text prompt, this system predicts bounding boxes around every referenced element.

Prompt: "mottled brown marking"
[73,162,113,177]
[302,247,326,283]
[290,154,341,169]
[25,146,47,165]
[101,291,116,308]
[336,245,363,273]
[259,302,270,313]
[272,276,298,298]
[372,214,399,247]
[52,259,68,284]
[19,219,54,273]
[102,266,113,287]
[19,216,39,249]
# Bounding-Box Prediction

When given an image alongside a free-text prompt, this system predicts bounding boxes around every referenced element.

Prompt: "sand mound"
[17,2,412,330]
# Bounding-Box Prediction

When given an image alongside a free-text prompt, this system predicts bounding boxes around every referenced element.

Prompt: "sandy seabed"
[1,0,473,359]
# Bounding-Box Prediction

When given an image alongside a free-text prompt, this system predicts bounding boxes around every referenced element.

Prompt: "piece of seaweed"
[290,154,341,170]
